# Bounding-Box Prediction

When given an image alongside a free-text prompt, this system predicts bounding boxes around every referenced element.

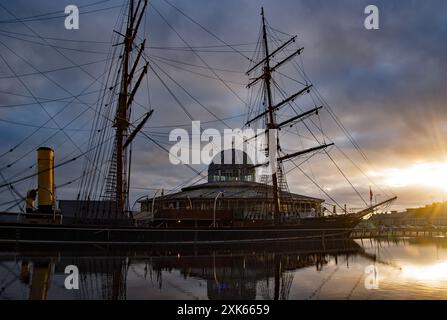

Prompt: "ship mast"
[113,0,151,217]
[260,8,281,221]
[247,8,333,223]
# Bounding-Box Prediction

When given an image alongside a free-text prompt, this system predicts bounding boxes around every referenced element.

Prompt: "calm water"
[1,237,447,300]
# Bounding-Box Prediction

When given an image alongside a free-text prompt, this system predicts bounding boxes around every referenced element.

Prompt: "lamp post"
[131,195,150,226]
[213,191,224,228]
[186,195,192,209]
[132,195,149,212]
[152,189,161,215]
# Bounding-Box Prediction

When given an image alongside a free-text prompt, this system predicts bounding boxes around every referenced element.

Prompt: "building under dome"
[138,149,324,227]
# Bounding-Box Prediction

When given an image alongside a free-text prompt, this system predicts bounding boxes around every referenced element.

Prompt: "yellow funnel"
[37,147,55,212]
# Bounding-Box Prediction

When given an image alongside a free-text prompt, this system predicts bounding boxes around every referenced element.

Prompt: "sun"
[370,161,447,192]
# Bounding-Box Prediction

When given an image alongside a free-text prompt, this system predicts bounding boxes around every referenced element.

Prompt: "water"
[1,237,447,300]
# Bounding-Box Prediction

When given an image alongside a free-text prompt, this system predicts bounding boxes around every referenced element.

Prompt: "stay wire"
[162,0,254,62]
[0,135,115,190]
[150,2,248,107]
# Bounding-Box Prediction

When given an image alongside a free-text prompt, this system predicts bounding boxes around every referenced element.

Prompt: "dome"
[208,149,255,183]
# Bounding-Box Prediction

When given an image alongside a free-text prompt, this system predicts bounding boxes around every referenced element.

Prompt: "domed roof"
[210,148,253,165]
[208,149,255,183]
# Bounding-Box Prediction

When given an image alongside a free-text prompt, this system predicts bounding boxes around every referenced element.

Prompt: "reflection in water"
[1,237,447,300]
[19,260,52,300]
[9,256,128,300]
[151,249,345,300]
[400,261,447,282]
[72,257,128,300]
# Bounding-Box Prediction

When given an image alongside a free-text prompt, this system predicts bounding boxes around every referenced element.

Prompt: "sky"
[0,0,446,212]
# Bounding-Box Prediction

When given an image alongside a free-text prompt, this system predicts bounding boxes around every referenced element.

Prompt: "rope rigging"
[0,1,127,210]
[161,0,254,62]
[268,23,393,201]
[149,2,248,108]
[0,68,112,173]
[0,1,393,215]
[241,11,387,213]
[0,135,114,190]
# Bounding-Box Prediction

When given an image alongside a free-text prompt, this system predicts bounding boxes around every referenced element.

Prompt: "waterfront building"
[138,149,324,226]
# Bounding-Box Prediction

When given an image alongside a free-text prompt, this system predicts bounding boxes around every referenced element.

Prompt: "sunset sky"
[0,0,446,212]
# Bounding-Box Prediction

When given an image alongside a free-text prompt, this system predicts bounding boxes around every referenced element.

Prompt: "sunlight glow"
[400,261,447,282]
[370,162,447,191]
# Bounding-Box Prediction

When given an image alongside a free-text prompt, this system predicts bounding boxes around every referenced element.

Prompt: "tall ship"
[0,1,395,244]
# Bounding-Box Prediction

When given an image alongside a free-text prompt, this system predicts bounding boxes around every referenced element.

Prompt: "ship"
[0,1,396,245]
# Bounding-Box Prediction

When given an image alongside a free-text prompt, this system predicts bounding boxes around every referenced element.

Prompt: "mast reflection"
[2,239,374,300]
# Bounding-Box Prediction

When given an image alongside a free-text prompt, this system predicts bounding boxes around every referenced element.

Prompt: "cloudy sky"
[0,0,446,212]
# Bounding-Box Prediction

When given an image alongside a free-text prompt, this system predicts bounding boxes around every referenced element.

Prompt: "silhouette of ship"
[0,1,396,244]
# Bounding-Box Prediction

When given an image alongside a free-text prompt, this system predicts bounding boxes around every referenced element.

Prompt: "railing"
[154,208,233,221]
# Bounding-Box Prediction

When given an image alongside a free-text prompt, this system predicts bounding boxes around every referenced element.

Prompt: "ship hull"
[0,215,362,245]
